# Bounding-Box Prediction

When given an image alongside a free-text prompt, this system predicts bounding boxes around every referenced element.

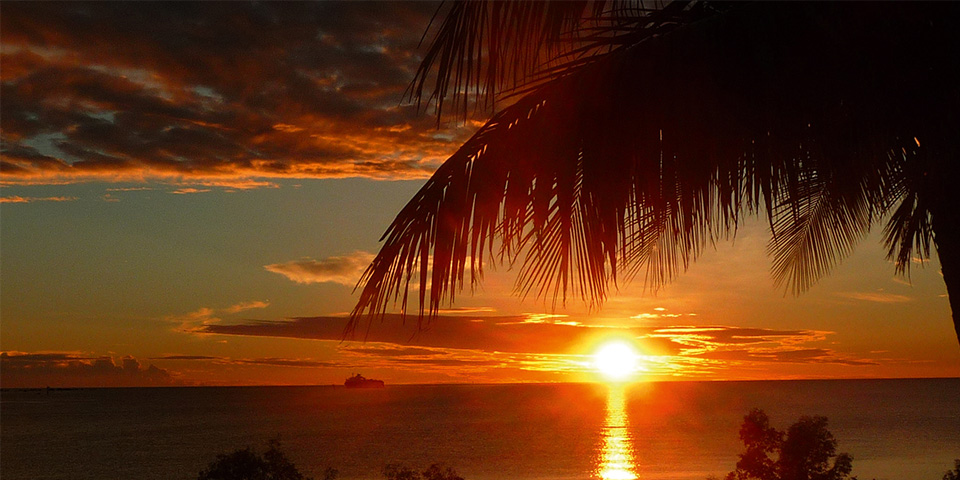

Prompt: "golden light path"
[596,385,638,480]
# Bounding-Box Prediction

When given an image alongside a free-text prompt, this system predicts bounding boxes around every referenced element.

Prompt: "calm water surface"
[2,379,958,480]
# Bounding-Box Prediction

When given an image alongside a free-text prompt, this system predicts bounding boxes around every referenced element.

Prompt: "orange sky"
[1,2,958,388]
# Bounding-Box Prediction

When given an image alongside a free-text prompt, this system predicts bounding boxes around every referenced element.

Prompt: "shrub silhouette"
[725,409,853,480]
[944,460,960,480]
[383,463,464,480]
[197,438,337,480]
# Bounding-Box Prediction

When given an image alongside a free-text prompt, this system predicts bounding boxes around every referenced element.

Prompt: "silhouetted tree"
[197,438,337,480]
[944,460,960,480]
[726,409,853,480]
[779,417,852,480]
[733,409,783,480]
[422,464,465,480]
[348,1,960,346]
[383,463,464,480]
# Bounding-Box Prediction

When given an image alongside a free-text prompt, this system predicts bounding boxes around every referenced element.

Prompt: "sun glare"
[593,341,640,382]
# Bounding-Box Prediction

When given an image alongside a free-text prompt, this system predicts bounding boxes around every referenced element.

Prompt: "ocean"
[2,378,958,480]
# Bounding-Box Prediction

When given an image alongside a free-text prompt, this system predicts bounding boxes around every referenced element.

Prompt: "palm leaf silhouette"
[349,2,960,345]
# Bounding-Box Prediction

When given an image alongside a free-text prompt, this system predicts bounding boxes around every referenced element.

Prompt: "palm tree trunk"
[928,110,960,347]
[932,206,960,347]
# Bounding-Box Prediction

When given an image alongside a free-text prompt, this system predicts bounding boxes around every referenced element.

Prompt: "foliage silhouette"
[197,438,337,480]
[348,1,960,346]
[191,435,952,480]
[944,460,960,480]
[383,463,464,480]
[725,409,853,480]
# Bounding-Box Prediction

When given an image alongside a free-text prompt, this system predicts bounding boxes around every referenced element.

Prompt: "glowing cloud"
[836,291,912,303]
[265,251,375,286]
[224,300,270,314]
[0,195,78,203]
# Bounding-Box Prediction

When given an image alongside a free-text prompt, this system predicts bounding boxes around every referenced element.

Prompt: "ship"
[344,373,385,388]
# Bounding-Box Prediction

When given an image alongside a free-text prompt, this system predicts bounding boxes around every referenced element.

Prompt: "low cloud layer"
[152,354,338,368]
[265,251,374,286]
[0,195,78,203]
[0,352,177,388]
[149,346,578,383]
[1,2,478,187]
[692,348,877,366]
[0,314,878,387]
[191,314,877,373]
[836,291,912,303]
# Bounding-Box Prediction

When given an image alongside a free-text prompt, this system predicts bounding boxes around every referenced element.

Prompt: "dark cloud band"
[192,314,872,368]
[1,2,480,186]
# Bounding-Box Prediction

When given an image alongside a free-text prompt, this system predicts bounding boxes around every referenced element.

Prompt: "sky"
[2,2,958,388]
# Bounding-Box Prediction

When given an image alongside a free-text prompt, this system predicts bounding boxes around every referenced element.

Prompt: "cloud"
[148,347,534,383]
[836,291,912,303]
[691,348,879,366]
[342,346,441,357]
[1,2,482,187]
[224,300,270,314]
[631,311,685,320]
[151,355,220,360]
[389,357,503,367]
[168,306,220,330]
[336,342,554,376]
[170,187,211,195]
[647,326,827,348]
[0,195,77,203]
[190,313,875,372]
[168,300,269,330]
[105,186,152,192]
[436,306,497,314]
[193,314,601,355]
[644,326,879,367]
[159,313,884,380]
[229,358,338,368]
[265,251,375,286]
[149,353,338,368]
[0,351,178,388]
[185,179,280,191]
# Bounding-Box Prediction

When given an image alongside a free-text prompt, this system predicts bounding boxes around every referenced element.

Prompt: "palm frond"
[350,2,960,334]
[351,36,741,332]
[766,151,873,295]
[881,142,933,277]
[407,0,722,121]
[761,106,914,294]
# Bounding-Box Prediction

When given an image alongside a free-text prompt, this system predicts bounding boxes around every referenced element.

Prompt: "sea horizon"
[5,374,959,390]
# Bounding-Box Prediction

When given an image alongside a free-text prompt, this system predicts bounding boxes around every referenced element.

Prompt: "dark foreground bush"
[382,463,464,480]
[195,439,465,480]
[199,433,950,480]
[944,460,960,480]
[197,438,337,480]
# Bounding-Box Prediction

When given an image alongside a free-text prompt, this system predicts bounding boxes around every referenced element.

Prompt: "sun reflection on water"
[596,386,638,480]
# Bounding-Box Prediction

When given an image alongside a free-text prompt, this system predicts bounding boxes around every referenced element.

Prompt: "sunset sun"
[593,341,640,381]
